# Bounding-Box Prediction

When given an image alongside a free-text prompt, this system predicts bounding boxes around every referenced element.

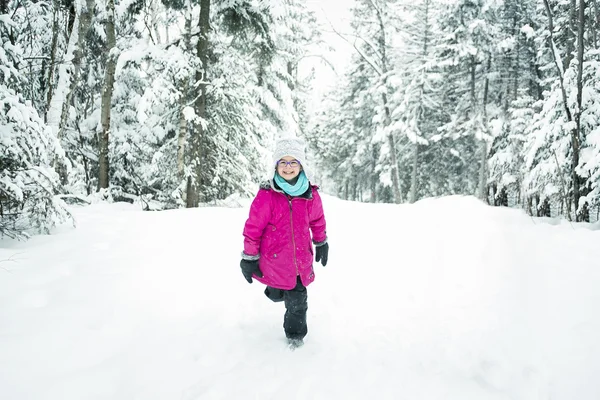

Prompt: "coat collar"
[260,179,313,199]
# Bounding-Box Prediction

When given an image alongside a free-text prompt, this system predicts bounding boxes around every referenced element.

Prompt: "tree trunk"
[410,143,418,203]
[511,12,519,106]
[45,0,91,185]
[44,2,60,121]
[565,0,577,70]
[177,1,193,180]
[543,0,576,218]
[574,0,585,221]
[478,140,488,200]
[177,92,189,179]
[45,7,78,133]
[410,0,431,204]
[593,0,600,49]
[287,61,295,90]
[469,55,476,105]
[45,9,78,185]
[479,56,491,201]
[345,180,349,200]
[370,147,377,202]
[98,0,117,190]
[373,3,402,204]
[53,0,95,185]
[468,53,487,200]
[186,0,210,207]
[383,100,402,204]
[590,0,599,48]
[542,0,574,122]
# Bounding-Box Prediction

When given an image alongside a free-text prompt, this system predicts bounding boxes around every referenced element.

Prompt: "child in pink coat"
[240,137,329,347]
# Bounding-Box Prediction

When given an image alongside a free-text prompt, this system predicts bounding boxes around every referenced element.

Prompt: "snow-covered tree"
[389,0,445,203]
[522,0,599,220]
[1,9,71,238]
[486,0,540,206]
[310,69,383,202]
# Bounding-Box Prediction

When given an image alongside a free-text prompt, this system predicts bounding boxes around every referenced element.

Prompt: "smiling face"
[276,156,302,181]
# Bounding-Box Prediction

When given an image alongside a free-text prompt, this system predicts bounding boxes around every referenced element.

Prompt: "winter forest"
[2,0,600,239]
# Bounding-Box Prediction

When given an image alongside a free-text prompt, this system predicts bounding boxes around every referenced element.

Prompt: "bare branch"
[321,7,384,76]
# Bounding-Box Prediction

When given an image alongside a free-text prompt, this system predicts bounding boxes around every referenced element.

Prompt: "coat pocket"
[261,224,285,258]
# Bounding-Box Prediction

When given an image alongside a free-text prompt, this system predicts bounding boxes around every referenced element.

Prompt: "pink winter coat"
[242,182,327,290]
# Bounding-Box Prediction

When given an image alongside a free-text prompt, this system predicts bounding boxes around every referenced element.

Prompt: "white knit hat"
[272,137,313,182]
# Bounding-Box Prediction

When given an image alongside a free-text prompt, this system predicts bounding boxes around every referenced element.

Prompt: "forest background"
[2,0,600,239]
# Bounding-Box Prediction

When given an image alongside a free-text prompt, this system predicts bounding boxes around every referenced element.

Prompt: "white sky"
[300,1,355,101]
[1,194,599,399]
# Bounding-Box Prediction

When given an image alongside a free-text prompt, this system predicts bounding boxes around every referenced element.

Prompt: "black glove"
[315,242,329,266]
[240,259,263,283]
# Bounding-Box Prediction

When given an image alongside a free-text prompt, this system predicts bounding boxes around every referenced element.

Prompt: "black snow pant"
[264,276,308,340]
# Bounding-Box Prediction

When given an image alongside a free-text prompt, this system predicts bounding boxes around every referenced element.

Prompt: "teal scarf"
[274,171,309,196]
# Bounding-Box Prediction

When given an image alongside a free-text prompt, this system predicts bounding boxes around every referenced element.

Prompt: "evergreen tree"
[523,0,596,220]
[436,0,505,201]
[390,0,445,202]
[310,69,382,202]
[1,9,71,238]
[487,0,540,206]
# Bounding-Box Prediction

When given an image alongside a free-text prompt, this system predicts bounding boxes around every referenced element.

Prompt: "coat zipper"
[288,197,299,276]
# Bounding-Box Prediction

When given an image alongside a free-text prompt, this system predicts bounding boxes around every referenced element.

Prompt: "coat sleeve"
[242,189,272,258]
[309,188,327,245]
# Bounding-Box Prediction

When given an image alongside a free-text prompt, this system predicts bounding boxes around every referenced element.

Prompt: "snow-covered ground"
[1,194,599,400]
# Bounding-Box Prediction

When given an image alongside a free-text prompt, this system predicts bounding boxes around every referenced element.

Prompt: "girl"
[240,137,329,348]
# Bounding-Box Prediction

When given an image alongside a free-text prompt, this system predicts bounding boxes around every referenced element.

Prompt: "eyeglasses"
[277,159,301,168]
